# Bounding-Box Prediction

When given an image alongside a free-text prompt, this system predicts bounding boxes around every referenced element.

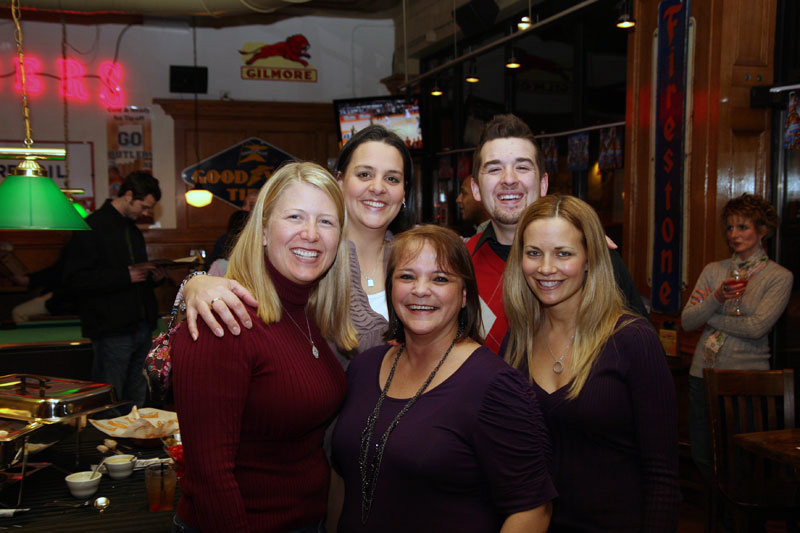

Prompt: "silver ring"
[210,297,221,306]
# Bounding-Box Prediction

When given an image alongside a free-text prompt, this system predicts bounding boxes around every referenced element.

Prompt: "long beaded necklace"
[359,334,459,523]
[279,304,319,359]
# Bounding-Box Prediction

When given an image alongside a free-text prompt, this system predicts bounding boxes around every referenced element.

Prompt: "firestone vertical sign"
[652,0,689,314]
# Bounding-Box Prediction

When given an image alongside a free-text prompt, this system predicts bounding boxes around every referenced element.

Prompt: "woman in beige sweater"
[681,193,793,482]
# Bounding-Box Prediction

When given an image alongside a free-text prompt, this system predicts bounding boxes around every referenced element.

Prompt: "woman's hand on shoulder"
[184,275,258,341]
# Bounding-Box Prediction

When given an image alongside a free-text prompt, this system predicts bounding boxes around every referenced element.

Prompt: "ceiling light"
[505,57,521,69]
[431,85,443,96]
[185,189,213,208]
[517,16,532,31]
[616,13,635,29]
[465,61,479,83]
[616,0,636,29]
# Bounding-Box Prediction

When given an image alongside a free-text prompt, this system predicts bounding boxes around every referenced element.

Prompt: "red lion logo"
[239,35,311,66]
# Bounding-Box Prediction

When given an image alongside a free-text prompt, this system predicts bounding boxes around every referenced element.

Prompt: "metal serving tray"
[0,419,73,471]
[0,374,116,422]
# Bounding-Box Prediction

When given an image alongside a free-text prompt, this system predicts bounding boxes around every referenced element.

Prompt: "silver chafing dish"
[0,374,119,470]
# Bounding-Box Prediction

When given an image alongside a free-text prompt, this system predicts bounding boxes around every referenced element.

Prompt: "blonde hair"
[226,161,358,351]
[503,194,634,399]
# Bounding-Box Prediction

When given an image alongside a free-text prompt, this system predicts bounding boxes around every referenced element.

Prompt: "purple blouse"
[530,317,680,532]
[331,345,556,532]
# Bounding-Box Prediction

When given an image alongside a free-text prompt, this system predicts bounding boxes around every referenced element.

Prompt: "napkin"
[0,509,29,517]
[89,406,179,439]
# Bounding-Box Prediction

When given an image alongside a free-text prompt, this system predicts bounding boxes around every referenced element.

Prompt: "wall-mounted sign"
[651,0,689,314]
[1,57,124,107]
[182,138,295,208]
[238,35,318,83]
[0,140,95,212]
[106,107,152,202]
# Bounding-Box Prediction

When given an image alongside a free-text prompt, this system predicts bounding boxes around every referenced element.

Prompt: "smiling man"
[468,114,647,352]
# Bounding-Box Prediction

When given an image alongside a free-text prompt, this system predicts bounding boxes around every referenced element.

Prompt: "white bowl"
[105,454,136,479]
[65,471,101,498]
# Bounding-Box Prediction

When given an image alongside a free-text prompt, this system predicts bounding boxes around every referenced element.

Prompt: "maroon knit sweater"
[172,262,347,532]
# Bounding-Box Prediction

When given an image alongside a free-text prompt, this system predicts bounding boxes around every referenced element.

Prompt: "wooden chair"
[703,368,799,533]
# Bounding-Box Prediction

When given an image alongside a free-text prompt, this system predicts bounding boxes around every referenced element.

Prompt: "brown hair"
[384,225,483,344]
[720,193,779,239]
[472,114,544,181]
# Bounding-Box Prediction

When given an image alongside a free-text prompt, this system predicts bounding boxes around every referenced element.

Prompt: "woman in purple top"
[329,225,556,532]
[503,195,680,532]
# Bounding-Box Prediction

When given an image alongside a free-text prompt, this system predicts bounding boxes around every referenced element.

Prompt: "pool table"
[0,319,93,379]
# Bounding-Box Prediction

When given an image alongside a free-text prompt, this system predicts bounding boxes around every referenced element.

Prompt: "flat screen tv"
[333,95,423,151]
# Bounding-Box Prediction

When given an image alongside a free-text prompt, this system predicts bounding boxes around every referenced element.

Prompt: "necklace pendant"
[552,360,564,374]
[312,344,319,359]
[366,277,375,287]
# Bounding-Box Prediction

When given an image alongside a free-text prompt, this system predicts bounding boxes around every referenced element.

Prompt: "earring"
[402,199,407,209]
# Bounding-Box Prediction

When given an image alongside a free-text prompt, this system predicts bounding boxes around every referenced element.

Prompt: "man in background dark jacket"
[63,171,164,407]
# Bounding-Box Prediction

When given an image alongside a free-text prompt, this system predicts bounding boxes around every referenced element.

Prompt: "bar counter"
[0,426,178,532]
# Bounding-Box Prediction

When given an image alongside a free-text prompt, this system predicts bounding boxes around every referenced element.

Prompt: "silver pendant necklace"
[280,304,319,358]
[545,333,574,374]
[361,243,384,289]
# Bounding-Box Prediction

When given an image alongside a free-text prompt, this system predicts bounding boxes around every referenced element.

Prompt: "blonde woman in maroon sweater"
[180,126,414,365]
[171,162,357,533]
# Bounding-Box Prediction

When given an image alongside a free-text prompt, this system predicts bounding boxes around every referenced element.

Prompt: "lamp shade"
[71,200,89,218]
[0,174,90,230]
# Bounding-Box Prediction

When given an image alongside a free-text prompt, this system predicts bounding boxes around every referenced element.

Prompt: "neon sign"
[5,57,124,107]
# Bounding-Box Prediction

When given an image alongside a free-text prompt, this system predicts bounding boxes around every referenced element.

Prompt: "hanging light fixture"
[0,0,89,230]
[430,84,443,96]
[517,0,533,31]
[505,56,521,69]
[465,60,479,83]
[60,15,88,220]
[184,19,213,209]
[616,0,636,29]
[185,189,213,207]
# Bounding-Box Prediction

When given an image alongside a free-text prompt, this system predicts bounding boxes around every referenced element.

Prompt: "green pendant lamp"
[0,0,89,231]
[0,157,89,230]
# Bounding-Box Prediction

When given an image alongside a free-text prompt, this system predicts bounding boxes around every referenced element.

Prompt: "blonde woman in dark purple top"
[503,195,679,531]
[330,225,556,532]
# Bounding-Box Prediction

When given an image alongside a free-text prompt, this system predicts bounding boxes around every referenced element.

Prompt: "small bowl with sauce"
[105,454,136,479]
[65,471,101,498]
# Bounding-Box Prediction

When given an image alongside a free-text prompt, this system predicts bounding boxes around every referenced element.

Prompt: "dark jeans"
[91,321,151,408]
[688,375,712,483]
[172,514,325,533]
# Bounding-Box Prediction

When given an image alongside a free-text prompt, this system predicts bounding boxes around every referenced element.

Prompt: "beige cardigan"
[681,258,793,378]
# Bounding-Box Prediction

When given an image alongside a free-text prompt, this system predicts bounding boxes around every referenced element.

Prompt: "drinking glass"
[145,463,177,512]
[726,268,749,315]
